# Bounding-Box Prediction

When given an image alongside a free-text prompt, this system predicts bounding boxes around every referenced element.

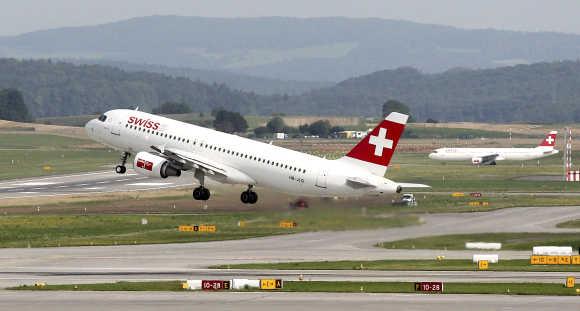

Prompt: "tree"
[382,99,414,122]
[308,120,332,137]
[152,101,191,114]
[0,89,30,121]
[330,126,345,133]
[426,118,439,123]
[253,126,271,138]
[266,116,286,132]
[213,109,248,133]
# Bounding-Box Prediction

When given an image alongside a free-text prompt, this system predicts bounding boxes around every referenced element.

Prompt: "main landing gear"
[240,185,258,204]
[115,151,130,174]
[193,186,210,201]
[193,169,210,201]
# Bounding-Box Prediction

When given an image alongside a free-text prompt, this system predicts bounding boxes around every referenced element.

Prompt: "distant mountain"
[279,61,580,123]
[0,59,263,117]
[69,59,330,95]
[2,16,580,82]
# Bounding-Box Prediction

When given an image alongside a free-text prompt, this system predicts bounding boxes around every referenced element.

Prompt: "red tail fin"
[538,131,557,147]
[340,112,407,176]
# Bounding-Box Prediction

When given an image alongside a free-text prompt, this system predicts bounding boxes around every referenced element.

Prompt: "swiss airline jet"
[85,109,427,204]
[428,131,559,165]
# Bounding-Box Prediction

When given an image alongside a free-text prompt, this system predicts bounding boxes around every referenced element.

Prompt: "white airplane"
[428,131,558,165]
[85,109,427,204]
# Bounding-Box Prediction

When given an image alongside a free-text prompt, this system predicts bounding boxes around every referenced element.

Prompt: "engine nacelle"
[133,151,181,178]
[471,157,482,165]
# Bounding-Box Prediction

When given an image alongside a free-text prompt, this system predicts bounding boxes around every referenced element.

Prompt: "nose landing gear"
[240,185,258,204]
[115,151,130,174]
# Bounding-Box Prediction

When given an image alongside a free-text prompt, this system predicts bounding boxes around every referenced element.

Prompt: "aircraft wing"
[150,145,226,176]
[478,153,500,163]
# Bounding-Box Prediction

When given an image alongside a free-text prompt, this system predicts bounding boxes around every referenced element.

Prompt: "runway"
[0,291,577,311]
[0,205,578,288]
[0,170,192,199]
[0,172,579,309]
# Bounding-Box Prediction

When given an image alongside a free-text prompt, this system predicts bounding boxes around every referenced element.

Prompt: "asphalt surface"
[0,172,579,309]
[0,291,577,311]
[0,170,192,199]
[0,205,578,289]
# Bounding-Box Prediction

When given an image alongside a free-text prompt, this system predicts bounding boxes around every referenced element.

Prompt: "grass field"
[0,133,118,180]
[11,280,579,296]
[378,233,580,251]
[212,259,580,272]
[557,219,580,228]
[0,206,418,248]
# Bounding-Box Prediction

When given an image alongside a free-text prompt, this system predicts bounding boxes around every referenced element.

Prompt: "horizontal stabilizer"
[397,183,430,189]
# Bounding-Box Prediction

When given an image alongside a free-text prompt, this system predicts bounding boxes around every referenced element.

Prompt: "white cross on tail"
[545,136,554,144]
[368,127,393,156]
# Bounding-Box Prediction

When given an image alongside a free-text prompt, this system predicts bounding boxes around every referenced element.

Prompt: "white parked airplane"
[85,109,427,204]
[428,131,558,165]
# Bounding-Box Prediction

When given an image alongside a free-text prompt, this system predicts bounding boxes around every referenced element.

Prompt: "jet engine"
[471,156,497,166]
[133,151,181,178]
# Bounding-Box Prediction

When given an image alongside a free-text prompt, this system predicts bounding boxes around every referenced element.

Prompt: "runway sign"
[478,260,489,270]
[451,192,465,197]
[572,256,580,265]
[558,256,571,265]
[260,279,283,290]
[202,280,230,290]
[178,225,217,232]
[470,192,482,197]
[530,256,541,265]
[547,256,559,265]
[414,282,443,293]
[178,225,194,232]
[566,277,575,288]
[279,220,297,228]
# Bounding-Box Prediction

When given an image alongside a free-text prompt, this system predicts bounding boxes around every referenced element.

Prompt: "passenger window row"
[126,123,306,174]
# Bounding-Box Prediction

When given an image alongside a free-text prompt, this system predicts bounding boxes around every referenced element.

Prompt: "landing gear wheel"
[193,186,210,201]
[115,165,126,174]
[115,152,130,174]
[241,190,258,204]
[248,191,258,204]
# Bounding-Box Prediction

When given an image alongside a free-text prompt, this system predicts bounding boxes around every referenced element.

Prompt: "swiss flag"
[346,112,407,167]
[538,131,557,147]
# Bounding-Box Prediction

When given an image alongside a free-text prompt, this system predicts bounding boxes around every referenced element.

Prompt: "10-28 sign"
[414,282,443,292]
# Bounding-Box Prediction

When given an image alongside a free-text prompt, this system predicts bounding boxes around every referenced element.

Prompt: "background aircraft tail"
[337,112,408,176]
[538,130,557,148]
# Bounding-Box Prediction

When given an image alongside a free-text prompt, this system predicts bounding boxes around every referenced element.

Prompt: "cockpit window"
[98,114,107,122]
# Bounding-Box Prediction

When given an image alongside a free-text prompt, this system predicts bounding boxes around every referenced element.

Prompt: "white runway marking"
[56,185,69,188]
[14,182,54,186]
[127,183,173,186]
[19,192,38,194]
[84,187,104,190]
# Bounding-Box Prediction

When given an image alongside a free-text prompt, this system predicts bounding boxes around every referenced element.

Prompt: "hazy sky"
[1,0,580,36]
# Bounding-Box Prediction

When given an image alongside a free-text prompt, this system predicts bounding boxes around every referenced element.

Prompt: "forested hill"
[0,59,262,117]
[3,16,580,82]
[279,61,580,123]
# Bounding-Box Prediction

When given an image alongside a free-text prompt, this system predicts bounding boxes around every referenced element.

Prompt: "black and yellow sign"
[178,225,217,232]
[566,277,575,288]
[279,221,297,228]
[572,255,580,265]
[478,260,489,270]
[260,279,283,290]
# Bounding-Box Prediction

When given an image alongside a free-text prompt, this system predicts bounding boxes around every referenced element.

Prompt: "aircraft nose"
[428,152,435,159]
